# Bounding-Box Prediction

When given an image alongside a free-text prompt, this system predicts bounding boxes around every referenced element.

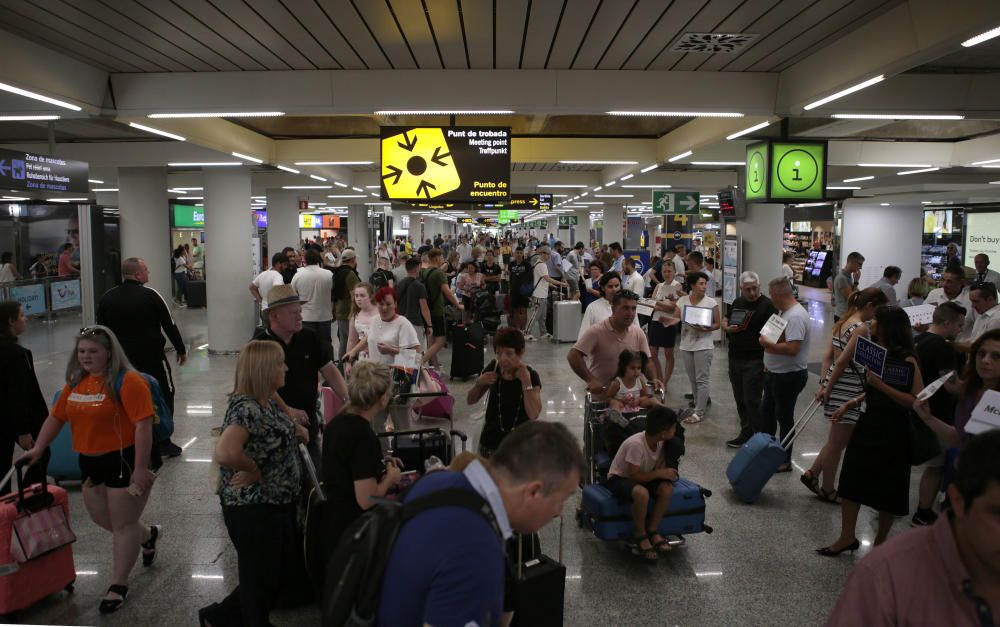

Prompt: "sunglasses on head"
[79,326,108,338]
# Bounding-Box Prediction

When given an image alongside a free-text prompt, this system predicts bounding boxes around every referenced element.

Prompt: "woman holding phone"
[671,272,720,424]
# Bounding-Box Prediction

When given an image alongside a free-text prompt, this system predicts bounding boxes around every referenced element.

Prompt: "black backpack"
[332,266,357,302]
[322,487,500,627]
[369,269,392,290]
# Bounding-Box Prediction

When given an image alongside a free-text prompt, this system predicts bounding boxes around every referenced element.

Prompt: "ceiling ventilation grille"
[672,33,758,54]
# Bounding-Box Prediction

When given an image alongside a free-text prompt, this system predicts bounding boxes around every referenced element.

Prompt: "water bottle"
[424,456,445,473]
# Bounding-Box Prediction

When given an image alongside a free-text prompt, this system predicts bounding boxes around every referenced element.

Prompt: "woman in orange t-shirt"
[21,325,161,614]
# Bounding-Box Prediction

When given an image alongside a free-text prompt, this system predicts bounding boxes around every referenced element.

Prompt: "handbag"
[908,412,941,466]
[4,464,76,563]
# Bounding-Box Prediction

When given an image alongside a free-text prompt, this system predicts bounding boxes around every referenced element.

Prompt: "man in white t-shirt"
[954,282,1000,352]
[291,249,334,351]
[250,252,289,318]
[926,267,974,340]
[603,407,681,560]
[622,258,646,297]
[526,247,566,341]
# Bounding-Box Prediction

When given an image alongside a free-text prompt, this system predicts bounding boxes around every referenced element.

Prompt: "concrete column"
[348,205,371,279]
[204,167,254,353]
[408,212,421,245]
[572,209,591,245]
[602,205,624,247]
[265,189,300,257]
[842,199,922,301]
[118,167,170,298]
[731,203,784,284]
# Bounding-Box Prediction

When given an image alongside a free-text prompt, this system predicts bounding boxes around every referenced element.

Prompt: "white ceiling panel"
[544,0,601,69]
[621,0,707,70]
[595,0,677,70]
[695,0,807,72]
[460,0,494,69]
[647,0,745,71]
[353,0,418,68]
[192,0,316,69]
[570,0,639,69]
[243,0,342,69]
[268,1,366,69]
[425,0,469,68]
[519,0,565,69]
[314,0,392,69]
[494,0,530,69]
[389,0,444,69]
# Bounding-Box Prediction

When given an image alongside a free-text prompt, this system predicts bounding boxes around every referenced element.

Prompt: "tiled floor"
[12,295,923,626]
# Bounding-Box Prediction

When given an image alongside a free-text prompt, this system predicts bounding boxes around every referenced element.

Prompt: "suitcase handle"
[779,399,822,451]
[11,458,52,513]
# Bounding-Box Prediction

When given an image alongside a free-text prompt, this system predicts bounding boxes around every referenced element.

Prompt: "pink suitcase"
[0,466,76,614]
[322,386,346,425]
[410,367,454,421]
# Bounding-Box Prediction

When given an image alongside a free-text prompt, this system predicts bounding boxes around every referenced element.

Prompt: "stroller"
[471,289,502,334]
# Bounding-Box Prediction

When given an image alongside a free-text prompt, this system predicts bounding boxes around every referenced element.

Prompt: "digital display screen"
[924,209,953,234]
[172,204,204,228]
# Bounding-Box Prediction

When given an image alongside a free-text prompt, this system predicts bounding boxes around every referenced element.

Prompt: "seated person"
[604,406,680,562]
[606,349,661,419]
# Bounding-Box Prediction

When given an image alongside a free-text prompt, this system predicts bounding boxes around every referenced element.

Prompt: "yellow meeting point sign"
[382,127,461,200]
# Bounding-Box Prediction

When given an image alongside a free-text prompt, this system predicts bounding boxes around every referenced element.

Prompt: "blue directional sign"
[0,148,88,194]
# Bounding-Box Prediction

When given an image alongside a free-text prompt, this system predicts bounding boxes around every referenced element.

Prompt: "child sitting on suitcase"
[606,350,661,424]
[603,406,679,562]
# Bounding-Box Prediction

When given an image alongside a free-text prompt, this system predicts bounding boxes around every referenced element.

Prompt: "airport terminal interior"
[2,1,1000,626]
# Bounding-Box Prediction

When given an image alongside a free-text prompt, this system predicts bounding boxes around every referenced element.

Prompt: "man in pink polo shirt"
[568,290,662,398]
[827,430,1000,626]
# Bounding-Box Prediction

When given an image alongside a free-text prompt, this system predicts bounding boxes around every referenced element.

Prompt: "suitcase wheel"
[702,524,714,534]
[701,487,713,498]
[65,581,75,593]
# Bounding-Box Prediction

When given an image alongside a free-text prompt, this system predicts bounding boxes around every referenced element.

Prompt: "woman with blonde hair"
[343,282,378,364]
[321,360,402,561]
[199,340,307,627]
[20,325,161,614]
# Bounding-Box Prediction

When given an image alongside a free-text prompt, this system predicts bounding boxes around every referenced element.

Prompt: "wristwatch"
[523,384,534,391]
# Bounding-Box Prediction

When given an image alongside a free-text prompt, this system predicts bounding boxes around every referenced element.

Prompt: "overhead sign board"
[507,193,552,211]
[744,140,827,203]
[652,191,700,214]
[558,215,578,226]
[172,204,204,228]
[0,148,88,194]
[497,209,519,224]
[380,126,511,203]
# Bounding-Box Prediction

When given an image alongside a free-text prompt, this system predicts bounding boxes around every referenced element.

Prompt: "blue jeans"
[758,369,809,463]
[174,271,189,302]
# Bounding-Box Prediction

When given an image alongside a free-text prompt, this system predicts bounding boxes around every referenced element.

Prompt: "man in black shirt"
[722,271,776,448]
[253,285,348,450]
[97,257,187,457]
[280,247,298,284]
[912,301,967,526]
[480,250,502,294]
[395,257,433,350]
[507,247,530,331]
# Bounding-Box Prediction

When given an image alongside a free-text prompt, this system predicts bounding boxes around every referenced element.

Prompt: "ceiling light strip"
[0,81,82,111]
[128,122,185,141]
[167,162,241,167]
[232,152,263,164]
[149,112,285,118]
[559,160,638,165]
[668,150,693,163]
[962,25,1000,47]
[843,176,874,182]
[276,165,300,174]
[897,167,940,176]
[857,163,931,168]
[606,111,743,118]
[726,121,771,140]
[831,113,964,120]
[374,110,513,115]
[803,75,885,111]
[294,161,374,166]
[0,115,61,121]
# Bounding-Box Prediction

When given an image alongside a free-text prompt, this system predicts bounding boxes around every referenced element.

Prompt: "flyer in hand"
[854,336,887,378]
[759,313,788,344]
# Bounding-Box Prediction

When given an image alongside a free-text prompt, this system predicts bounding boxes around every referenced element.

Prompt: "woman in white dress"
[343,283,379,364]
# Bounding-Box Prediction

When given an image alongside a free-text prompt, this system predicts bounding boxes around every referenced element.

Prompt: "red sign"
[322,215,341,229]
[298,200,309,211]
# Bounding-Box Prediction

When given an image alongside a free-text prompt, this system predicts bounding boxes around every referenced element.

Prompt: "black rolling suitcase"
[510,517,565,626]
[187,280,207,308]
[450,323,485,380]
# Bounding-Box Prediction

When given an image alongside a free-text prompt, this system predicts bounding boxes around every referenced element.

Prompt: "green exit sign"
[652,191,700,214]
[558,215,578,226]
[744,140,827,203]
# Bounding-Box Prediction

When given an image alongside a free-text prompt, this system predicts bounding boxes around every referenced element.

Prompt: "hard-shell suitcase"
[726,400,822,503]
[0,465,76,614]
[552,300,582,343]
[510,517,565,627]
[579,478,713,541]
[186,280,207,308]
[449,323,485,380]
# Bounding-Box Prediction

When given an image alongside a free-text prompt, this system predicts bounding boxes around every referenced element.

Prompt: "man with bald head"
[97,257,188,457]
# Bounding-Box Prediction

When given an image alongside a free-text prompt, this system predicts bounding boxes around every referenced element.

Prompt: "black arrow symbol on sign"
[430,146,450,167]
[416,180,436,198]
[382,165,402,185]
[398,132,417,152]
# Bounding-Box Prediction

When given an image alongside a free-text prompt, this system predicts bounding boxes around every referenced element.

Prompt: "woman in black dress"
[466,327,542,457]
[817,306,924,556]
[0,301,49,491]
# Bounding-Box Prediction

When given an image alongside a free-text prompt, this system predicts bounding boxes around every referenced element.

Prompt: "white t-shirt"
[0,264,15,283]
[174,256,188,274]
[532,262,549,299]
[676,295,717,352]
[652,280,683,324]
[782,264,795,281]
[926,287,974,340]
[291,265,333,322]
[624,271,645,297]
[367,315,420,367]
[608,432,664,479]
[578,298,641,340]
[252,268,285,311]
[970,304,1000,342]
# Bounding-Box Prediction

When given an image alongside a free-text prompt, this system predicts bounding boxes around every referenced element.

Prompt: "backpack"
[418,267,444,310]
[114,370,174,441]
[369,269,391,290]
[333,266,357,301]
[322,487,500,627]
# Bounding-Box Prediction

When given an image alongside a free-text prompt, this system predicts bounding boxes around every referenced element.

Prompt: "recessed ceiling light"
[607,111,743,117]
[88,179,104,184]
[374,110,513,115]
[827,186,861,190]
[294,161,374,166]
[168,162,242,167]
[803,75,884,111]
[594,194,634,198]
[726,121,771,140]
[128,122,185,141]
[0,81,82,111]
[691,161,744,166]
[91,188,118,192]
[831,113,964,120]
[0,115,61,121]
[990,181,1000,185]
[149,112,285,118]
[560,160,638,165]
[176,196,203,200]
[880,203,891,206]
[668,150,693,163]
[334,182,348,188]
[232,152,263,164]
[537,184,588,188]
[857,163,932,168]
[897,167,940,176]
[45,198,89,202]
[640,164,659,173]
[276,165,300,174]
[962,25,1000,47]
[972,158,1000,166]
[282,185,331,190]
[310,174,327,182]
[843,176,874,182]
[619,174,634,181]
[328,195,366,199]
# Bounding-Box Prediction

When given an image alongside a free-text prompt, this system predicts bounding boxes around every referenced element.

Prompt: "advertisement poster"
[624,250,651,275]
[380,126,511,203]
[964,212,1000,267]
[9,283,46,315]
[50,279,81,311]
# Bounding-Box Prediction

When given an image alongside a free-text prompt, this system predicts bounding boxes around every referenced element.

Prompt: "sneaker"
[684,393,694,400]
[689,398,712,409]
[681,413,703,425]
[159,440,183,458]
[726,438,746,449]
[525,335,536,342]
[541,333,552,339]
[911,509,938,527]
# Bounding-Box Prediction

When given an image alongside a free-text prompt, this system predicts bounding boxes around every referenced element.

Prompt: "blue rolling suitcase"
[578,478,713,541]
[726,399,821,503]
[47,426,81,484]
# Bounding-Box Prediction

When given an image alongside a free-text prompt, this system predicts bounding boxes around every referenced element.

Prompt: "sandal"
[99,584,128,614]
[817,488,840,504]
[800,471,820,495]
[648,533,673,554]
[681,413,703,425]
[626,535,658,562]
[141,525,161,567]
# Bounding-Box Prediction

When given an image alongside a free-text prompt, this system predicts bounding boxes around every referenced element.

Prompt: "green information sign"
[497,209,519,224]
[745,142,769,202]
[652,191,700,214]
[172,204,204,228]
[558,215,578,226]
[770,141,826,201]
